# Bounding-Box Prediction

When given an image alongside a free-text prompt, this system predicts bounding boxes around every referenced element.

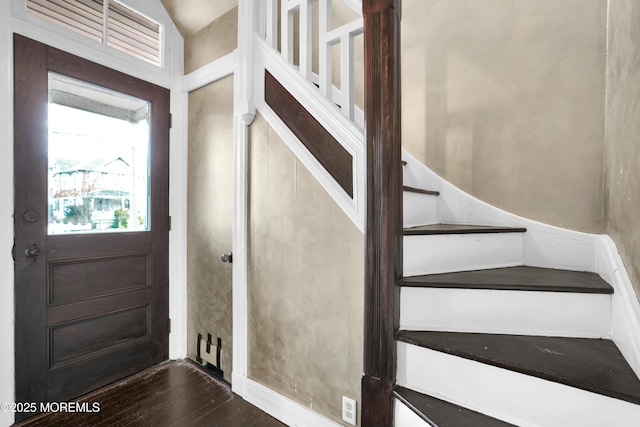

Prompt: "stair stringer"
[402,148,640,379]
[596,236,640,379]
[253,35,365,232]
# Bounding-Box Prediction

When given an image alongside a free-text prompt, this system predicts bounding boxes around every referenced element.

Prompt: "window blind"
[27,0,104,43]
[107,1,161,65]
[26,0,162,66]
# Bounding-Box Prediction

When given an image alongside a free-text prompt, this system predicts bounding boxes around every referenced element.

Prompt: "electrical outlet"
[342,396,356,425]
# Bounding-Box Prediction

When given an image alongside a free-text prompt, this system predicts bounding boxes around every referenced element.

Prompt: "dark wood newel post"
[362,0,402,426]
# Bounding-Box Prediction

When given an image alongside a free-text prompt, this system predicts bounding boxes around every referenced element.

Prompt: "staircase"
[253,1,640,425]
[394,158,640,426]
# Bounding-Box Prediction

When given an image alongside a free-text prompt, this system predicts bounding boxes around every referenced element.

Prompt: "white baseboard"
[232,372,246,397]
[242,377,344,427]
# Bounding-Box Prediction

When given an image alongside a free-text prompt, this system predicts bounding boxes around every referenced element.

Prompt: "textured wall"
[187,76,235,381]
[161,0,237,39]
[247,113,364,426]
[605,0,640,298]
[184,7,238,74]
[402,0,607,232]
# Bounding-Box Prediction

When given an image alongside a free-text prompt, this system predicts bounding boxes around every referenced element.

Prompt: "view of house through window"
[47,72,150,235]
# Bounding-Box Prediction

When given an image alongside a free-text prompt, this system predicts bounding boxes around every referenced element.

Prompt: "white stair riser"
[402,163,420,189]
[400,288,612,338]
[403,192,437,228]
[404,233,524,276]
[394,399,430,427]
[397,342,640,427]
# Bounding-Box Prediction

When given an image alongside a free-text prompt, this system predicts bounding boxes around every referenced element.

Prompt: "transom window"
[26,0,162,66]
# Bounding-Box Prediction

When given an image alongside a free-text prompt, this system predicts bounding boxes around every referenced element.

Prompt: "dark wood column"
[361,1,402,426]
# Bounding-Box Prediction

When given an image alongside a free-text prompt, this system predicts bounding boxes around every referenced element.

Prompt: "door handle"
[24,244,42,261]
[221,252,232,263]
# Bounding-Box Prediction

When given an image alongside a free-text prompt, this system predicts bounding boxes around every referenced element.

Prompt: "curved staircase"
[394,157,640,426]
[251,2,640,424]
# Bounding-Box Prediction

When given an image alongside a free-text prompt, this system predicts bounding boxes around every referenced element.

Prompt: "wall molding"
[184,51,237,93]
[242,377,344,427]
[229,0,255,398]
[0,1,15,425]
[168,22,188,360]
[231,114,249,397]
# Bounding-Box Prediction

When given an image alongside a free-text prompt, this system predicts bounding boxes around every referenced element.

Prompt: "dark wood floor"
[14,360,286,427]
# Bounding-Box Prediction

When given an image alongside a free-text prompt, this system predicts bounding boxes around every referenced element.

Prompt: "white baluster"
[319,0,332,98]
[265,0,363,128]
[281,0,295,62]
[264,0,278,49]
[299,0,313,80]
[341,32,354,121]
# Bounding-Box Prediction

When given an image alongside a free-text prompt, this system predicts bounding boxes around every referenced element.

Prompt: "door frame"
[0,4,187,424]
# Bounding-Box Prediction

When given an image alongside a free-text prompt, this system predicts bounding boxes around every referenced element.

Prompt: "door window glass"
[48,72,150,235]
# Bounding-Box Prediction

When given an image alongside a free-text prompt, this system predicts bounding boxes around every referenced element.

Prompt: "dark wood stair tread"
[400,266,613,294]
[403,185,440,196]
[394,386,515,427]
[397,331,640,405]
[402,160,407,166]
[404,224,527,235]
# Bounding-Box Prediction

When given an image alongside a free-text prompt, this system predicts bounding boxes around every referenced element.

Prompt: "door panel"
[49,254,149,305]
[50,305,149,367]
[14,34,169,420]
[47,339,153,402]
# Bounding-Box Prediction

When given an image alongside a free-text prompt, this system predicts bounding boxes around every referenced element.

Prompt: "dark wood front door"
[14,34,170,421]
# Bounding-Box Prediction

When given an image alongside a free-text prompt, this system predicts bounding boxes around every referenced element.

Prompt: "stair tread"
[403,185,440,196]
[400,266,613,294]
[395,386,515,427]
[402,160,407,166]
[397,331,640,405]
[404,224,527,235]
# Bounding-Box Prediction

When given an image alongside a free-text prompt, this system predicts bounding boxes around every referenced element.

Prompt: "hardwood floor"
[13,360,286,427]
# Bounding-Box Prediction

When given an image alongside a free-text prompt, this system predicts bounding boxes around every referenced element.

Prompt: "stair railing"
[261,0,364,129]
[255,1,402,425]
[254,0,366,232]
